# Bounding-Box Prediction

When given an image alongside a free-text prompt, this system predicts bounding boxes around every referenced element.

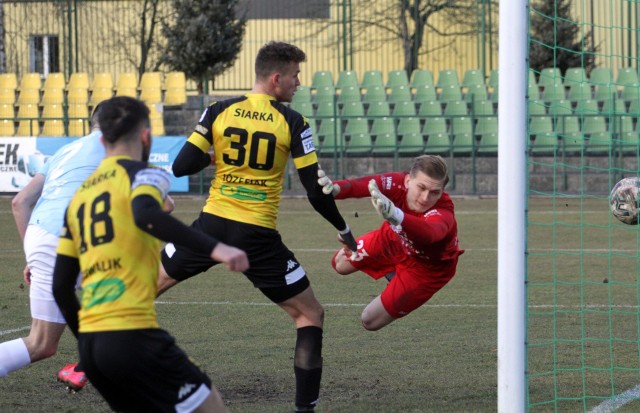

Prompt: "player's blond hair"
[410,155,449,188]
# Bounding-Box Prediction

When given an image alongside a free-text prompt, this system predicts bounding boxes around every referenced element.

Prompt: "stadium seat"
[451,132,475,155]
[92,72,114,90]
[589,67,613,85]
[292,85,312,103]
[560,123,585,154]
[528,81,540,100]
[0,73,18,91]
[372,132,398,156]
[410,69,434,88]
[464,84,488,103]
[475,116,498,137]
[600,97,626,115]
[418,100,442,117]
[436,69,460,89]
[462,69,485,88]
[477,131,498,155]
[529,116,557,154]
[147,103,165,136]
[343,117,369,139]
[396,117,421,139]
[628,99,640,116]
[0,103,14,119]
[538,67,563,91]
[41,87,64,105]
[366,101,390,117]
[564,67,588,85]
[362,85,387,105]
[555,115,581,137]
[451,116,474,136]
[387,85,412,104]
[116,72,138,92]
[315,101,337,118]
[43,73,65,90]
[316,118,340,155]
[567,83,592,102]
[41,119,65,136]
[548,100,572,131]
[392,100,416,117]
[413,84,437,104]
[335,70,359,90]
[471,99,494,116]
[42,103,64,119]
[370,117,396,138]
[488,69,499,94]
[90,87,113,106]
[0,119,14,136]
[594,84,616,103]
[541,81,566,102]
[165,71,186,90]
[68,72,90,90]
[311,71,334,89]
[140,87,163,104]
[19,73,42,91]
[616,67,639,87]
[398,132,425,156]
[621,85,640,103]
[291,101,314,117]
[424,132,451,156]
[341,101,365,117]
[17,88,40,105]
[422,117,448,136]
[115,87,137,98]
[345,132,372,156]
[528,99,546,116]
[444,100,468,116]
[314,85,336,104]
[67,87,89,105]
[139,72,162,90]
[0,88,15,104]
[438,84,462,103]
[336,85,362,106]
[360,70,384,90]
[386,70,409,88]
[164,88,187,106]
[16,103,40,136]
[67,103,90,137]
[574,98,599,115]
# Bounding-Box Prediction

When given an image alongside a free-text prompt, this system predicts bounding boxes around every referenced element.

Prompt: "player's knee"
[29,341,59,361]
[360,316,382,331]
[331,249,351,275]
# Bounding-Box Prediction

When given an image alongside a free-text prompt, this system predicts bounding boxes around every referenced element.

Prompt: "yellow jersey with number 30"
[56,156,170,333]
[186,93,318,229]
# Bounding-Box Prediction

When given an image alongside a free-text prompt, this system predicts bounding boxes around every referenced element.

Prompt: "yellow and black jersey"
[185,93,318,229]
[56,156,170,333]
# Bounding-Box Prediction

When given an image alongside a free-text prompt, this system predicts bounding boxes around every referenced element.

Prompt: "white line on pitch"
[0,325,30,336]
[589,384,640,413]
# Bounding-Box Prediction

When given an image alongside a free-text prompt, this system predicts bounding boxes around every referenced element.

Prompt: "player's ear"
[404,173,411,189]
[140,127,151,145]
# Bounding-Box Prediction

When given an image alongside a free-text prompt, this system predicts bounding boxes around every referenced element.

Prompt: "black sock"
[294,326,323,410]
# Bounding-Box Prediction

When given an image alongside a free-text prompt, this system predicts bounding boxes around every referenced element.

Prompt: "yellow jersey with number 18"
[186,93,318,229]
[56,156,170,333]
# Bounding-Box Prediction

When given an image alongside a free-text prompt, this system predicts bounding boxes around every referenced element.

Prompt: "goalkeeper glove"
[338,225,358,253]
[317,168,340,197]
[368,179,404,226]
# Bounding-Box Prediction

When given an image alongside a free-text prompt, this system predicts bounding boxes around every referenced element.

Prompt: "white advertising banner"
[0,137,40,192]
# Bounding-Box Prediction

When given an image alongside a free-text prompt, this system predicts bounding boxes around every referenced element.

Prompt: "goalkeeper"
[318,155,464,331]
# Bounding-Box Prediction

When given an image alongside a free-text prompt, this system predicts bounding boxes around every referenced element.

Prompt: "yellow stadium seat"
[17,88,40,104]
[42,119,65,136]
[147,103,165,135]
[90,87,113,106]
[0,103,14,119]
[68,103,89,119]
[68,119,89,137]
[139,72,162,89]
[140,87,162,103]
[44,72,66,90]
[164,88,187,106]
[92,72,114,90]
[0,73,18,90]
[68,72,89,90]
[42,103,64,119]
[67,87,89,104]
[19,73,42,90]
[165,71,186,90]
[41,88,64,105]
[116,72,138,90]
[115,87,137,98]
[0,119,14,136]
[16,103,39,136]
[0,88,15,104]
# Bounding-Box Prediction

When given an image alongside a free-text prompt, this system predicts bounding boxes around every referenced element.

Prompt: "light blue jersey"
[29,130,104,236]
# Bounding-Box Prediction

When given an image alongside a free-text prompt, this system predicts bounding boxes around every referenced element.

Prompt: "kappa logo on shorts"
[178,382,196,399]
[286,259,298,271]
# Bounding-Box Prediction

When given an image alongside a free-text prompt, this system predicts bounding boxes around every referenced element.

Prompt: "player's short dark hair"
[255,41,306,79]
[98,96,150,144]
[410,155,450,188]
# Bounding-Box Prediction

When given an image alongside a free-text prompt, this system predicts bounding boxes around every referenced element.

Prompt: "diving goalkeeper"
[318,154,464,331]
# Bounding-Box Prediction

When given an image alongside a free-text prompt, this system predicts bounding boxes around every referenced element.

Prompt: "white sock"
[0,338,31,377]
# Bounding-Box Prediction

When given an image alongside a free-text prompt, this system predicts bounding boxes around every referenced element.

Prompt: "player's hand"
[317,168,340,197]
[163,195,175,214]
[23,264,31,286]
[338,225,358,253]
[368,179,404,226]
[211,243,250,272]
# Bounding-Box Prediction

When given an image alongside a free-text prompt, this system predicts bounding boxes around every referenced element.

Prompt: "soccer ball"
[609,177,640,225]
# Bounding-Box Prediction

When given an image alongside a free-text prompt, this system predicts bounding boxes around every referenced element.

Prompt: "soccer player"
[52,96,248,413]
[0,105,105,390]
[155,41,357,413]
[318,154,464,331]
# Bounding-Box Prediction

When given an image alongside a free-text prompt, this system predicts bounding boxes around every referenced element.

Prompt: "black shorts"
[161,212,309,302]
[78,329,212,413]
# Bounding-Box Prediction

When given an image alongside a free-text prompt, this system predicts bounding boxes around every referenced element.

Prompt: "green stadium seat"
[292,85,312,103]
[548,100,572,128]
[291,101,314,117]
[477,131,498,155]
[488,69,499,93]
[621,85,640,103]
[422,117,448,135]
[589,67,613,85]
[311,71,334,89]
[528,81,540,100]
[317,118,340,155]
[387,85,412,104]
[555,115,580,136]
[397,117,421,138]
[541,81,566,102]
[567,83,592,102]
[436,69,460,88]
[475,116,498,138]
[343,117,369,139]
[362,85,387,105]
[370,117,396,137]
[628,98,640,115]
[360,70,384,90]
[616,67,639,87]
[392,100,416,117]
[398,132,425,156]
[386,70,409,88]
[372,132,398,156]
[335,70,359,90]
[611,114,633,136]
[410,69,434,88]
[345,132,372,156]
[315,101,337,118]
[574,98,599,115]
[451,132,475,155]
[444,100,468,116]
[341,101,365,117]
[564,67,588,85]
[413,84,437,104]
[439,84,462,103]
[600,97,626,115]
[464,84,488,103]
[451,116,474,136]
[366,101,390,117]
[314,85,336,103]
[472,99,494,116]
[538,67,563,90]
[529,115,558,155]
[528,99,546,116]
[593,84,616,103]
[582,116,610,155]
[418,100,443,117]
[336,85,362,105]
[424,132,451,156]
[462,69,485,88]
